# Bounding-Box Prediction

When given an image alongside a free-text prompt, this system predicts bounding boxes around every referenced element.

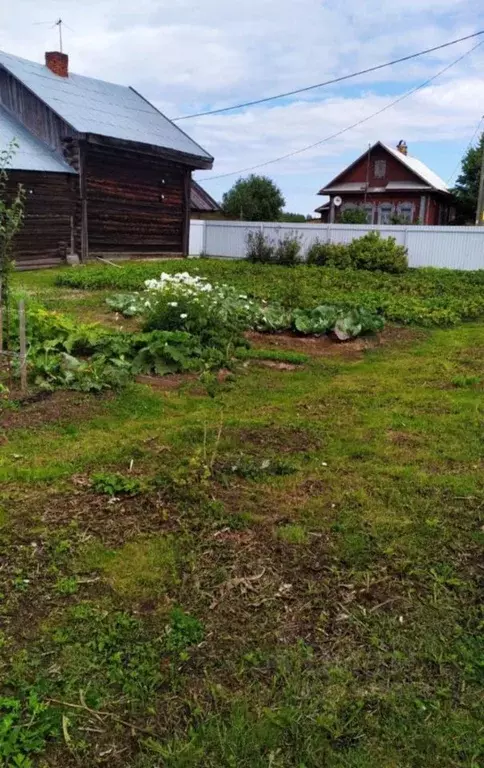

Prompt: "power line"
[446,115,484,184]
[172,30,484,121]
[202,39,483,183]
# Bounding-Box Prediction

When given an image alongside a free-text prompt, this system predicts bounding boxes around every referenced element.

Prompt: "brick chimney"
[45,51,69,77]
[396,140,408,156]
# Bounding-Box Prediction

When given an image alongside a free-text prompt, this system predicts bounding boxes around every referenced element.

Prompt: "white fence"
[189,220,484,270]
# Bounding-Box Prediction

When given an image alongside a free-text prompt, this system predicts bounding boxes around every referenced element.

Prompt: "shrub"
[306,241,352,269]
[348,231,408,273]
[339,208,368,224]
[246,231,274,263]
[273,233,303,266]
[247,231,302,266]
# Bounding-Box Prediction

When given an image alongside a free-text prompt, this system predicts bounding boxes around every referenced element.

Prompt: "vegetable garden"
[0,259,483,768]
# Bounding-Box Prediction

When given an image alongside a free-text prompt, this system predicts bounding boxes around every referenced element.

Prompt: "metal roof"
[381,143,449,193]
[318,141,450,195]
[321,182,367,193]
[0,104,76,173]
[191,180,220,211]
[0,50,213,166]
[386,180,434,191]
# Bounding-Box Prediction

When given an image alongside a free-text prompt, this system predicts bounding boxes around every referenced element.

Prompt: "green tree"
[452,132,484,223]
[339,208,368,224]
[222,175,285,221]
[281,212,306,222]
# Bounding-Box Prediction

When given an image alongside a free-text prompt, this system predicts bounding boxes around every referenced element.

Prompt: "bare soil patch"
[0,390,113,431]
[246,326,424,358]
[233,425,322,454]
[135,373,199,391]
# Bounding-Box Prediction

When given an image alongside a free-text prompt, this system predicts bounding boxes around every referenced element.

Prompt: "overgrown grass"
[47,259,484,325]
[1,269,483,766]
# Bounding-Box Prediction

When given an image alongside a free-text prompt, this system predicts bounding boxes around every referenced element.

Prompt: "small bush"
[307,241,352,269]
[246,231,274,263]
[247,231,302,266]
[348,231,408,273]
[339,208,368,224]
[273,233,303,266]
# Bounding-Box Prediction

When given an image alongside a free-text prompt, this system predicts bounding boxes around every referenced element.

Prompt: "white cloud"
[0,0,482,212]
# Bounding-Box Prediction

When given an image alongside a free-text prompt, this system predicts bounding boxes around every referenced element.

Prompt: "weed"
[54,577,78,596]
[451,374,481,388]
[91,471,142,496]
[276,523,308,544]
[217,454,298,481]
[164,608,204,656]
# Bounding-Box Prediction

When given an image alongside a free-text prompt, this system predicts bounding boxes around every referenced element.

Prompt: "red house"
[315,141,452,225]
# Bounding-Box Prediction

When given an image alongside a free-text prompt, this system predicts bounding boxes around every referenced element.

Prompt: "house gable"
[318,142,448,194]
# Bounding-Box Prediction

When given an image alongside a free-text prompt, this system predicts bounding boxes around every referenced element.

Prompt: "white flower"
[180,313,188,319]
[239,294,247,299]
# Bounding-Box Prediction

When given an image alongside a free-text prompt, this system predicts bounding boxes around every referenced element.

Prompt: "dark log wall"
[84,143,189,256]
[8,171,76,268]
[0,69,75,153]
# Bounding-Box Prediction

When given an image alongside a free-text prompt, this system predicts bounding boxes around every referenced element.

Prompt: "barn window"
[396,202,414,223]
[374,159,386,178]
[378,203,393,224]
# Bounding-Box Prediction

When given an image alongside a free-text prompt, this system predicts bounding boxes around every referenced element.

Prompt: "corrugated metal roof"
[191,180,220,211]
[381,143,449,193]
[0,50,213,166]
[0,104,76,173]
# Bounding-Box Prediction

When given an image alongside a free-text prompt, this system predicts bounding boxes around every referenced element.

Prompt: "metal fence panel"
[190,221,484,270]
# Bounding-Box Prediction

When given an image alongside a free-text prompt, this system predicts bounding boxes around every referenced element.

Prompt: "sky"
[1,0,484,214]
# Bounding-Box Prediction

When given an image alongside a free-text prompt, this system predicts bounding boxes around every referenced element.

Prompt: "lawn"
[1,261,483,767]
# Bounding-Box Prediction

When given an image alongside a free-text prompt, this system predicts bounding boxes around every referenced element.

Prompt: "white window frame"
[361,203,374,224]
[396,202,415,223]
[377,203,394,224]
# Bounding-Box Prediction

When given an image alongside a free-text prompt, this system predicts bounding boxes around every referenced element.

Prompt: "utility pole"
[476,135,484,225]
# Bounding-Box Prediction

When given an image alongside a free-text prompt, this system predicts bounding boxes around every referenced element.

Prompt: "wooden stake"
[19,299,27,393]
[0,279,3,355]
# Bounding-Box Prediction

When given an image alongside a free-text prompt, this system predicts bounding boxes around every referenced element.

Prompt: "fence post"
[403,226,408,249]
[19,299,27,393]
[0,279,3,355]
[327,224,332,245]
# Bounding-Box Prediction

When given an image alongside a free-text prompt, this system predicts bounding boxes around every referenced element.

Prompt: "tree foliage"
[452,132,484,223]
[222,175,285,221]
[280,212,306,222]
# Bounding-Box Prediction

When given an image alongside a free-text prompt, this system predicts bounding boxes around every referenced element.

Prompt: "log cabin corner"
[0,49,213,268]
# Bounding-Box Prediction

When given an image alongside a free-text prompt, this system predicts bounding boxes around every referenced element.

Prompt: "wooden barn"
[316,141,452,225]
[190,180,221,219]
[0,49,213,268]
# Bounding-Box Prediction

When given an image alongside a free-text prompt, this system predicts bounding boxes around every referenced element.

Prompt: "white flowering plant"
[141,272,259,350]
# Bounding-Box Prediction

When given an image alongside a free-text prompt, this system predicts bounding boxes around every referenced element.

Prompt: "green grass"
[31,258,484,326]
[1,267,483,766]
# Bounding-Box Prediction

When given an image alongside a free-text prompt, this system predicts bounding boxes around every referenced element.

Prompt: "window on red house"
[374,160,386,178]
[396,202,414,223]
[378,203,393,224]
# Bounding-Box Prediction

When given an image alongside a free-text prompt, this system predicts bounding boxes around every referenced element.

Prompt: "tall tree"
[222,175,285,221]
[452,132,484,223]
